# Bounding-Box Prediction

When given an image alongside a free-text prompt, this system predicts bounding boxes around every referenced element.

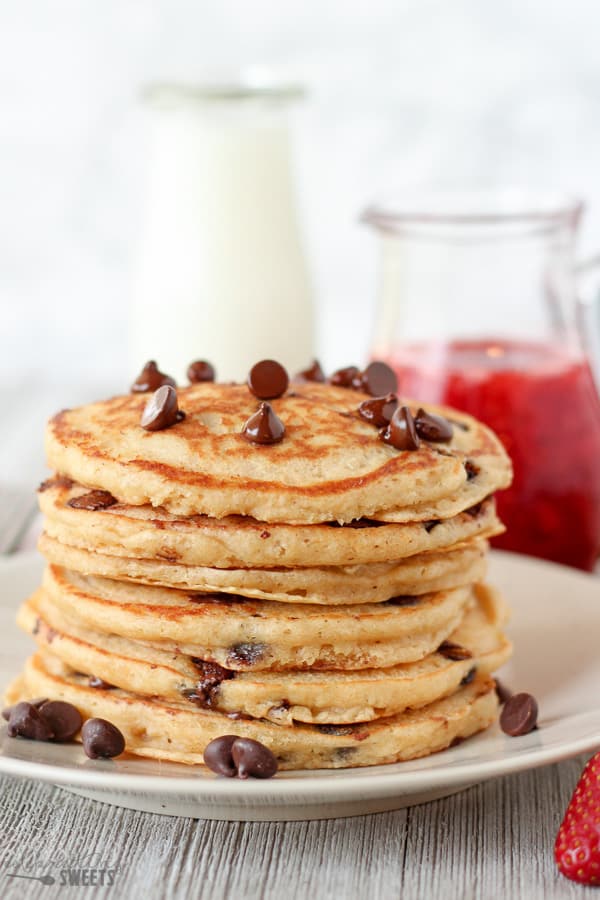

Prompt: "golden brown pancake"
[5,653,499,769]
[38,533,489,604]
[19,583,511,724]
[38,566,478,671]
[39,480,504,569]
[45,382,511,523]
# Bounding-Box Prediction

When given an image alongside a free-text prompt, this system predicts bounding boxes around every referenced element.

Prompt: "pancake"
[45,382,512,523]
[39,533,488,604]
[5,653,499,769]
[39,566,474,671]
[39,480,504,569]
[19,583,511,724]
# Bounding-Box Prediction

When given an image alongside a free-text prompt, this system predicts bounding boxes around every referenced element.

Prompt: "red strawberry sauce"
[381,339,600,570]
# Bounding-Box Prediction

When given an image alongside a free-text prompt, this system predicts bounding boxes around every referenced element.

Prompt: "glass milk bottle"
[131,79,314,383]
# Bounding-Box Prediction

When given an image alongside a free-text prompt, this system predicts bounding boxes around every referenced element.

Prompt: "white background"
[2,0,600,395]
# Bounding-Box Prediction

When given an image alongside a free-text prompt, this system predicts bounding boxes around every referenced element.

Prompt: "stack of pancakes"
[6,377,513,769]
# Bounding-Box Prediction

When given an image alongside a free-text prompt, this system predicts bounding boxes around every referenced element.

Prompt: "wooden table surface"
[0,383,596,900]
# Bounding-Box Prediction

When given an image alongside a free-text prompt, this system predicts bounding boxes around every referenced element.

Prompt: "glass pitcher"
[362,190,600,571]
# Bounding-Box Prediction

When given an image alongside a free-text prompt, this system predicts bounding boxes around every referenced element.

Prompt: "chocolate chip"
[383,596,420,607]
[247,359,289,400]
[358,393,398,428]
[204,734,279,778]
[188,659,234,707]
[81,718,126,759]
[226,711,253,721]
[460,666,477,686]
[438,641,473,661]
[67,490,118,511]
[187,360,215,384]
[495,679,512,705]
[334,746,358,762]
[465,460,479,481]
[380,406,420,451]
[316,724,355,735]
[231,738,278,779]
[140,385,181,431]
[329,365,359,387]
[2,697,47,721]
[415,408,453,442]
[424,519,441,533]
[203,734,238,776]
[500,692,538,736]
[295,359,325,383]
[241,402,285,445]
[38,700,82,742]
[88,676,115,690]
[227,643,268,667]
[353,361,398,396]
[6,702,55,741]
[131,360,176,393]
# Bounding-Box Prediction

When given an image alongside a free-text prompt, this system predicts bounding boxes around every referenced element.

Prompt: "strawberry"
[554,751,600,885]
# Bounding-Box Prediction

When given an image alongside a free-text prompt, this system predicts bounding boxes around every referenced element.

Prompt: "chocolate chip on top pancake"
[45,382,511,523]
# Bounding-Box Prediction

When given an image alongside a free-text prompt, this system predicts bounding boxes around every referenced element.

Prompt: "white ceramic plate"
[0,551,599,821]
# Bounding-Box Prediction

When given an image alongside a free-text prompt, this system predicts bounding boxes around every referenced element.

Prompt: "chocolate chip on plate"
[380,406,420,451]
[2,697,47,722]
[38,700,82,742]
[131,360,176,393]
[6,701,54,741]
[187,360,215,384]
[203,735,278,779]
[500,692,538,736]
[231,738,278,779]
[67,490,118,511]
[247,359,289,400]
[358,393,398,428]
[437,641,473,661]
[295,359,326,383]
[329,365,360,387]
[353,361,398,396]
[81,718,126,759]
[203,734,238,777]
[415,408,453,442]
[141,385,181,432]
[241,403,285,445]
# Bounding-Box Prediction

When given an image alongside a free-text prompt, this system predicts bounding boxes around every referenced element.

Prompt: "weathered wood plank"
[0,757,592,900]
